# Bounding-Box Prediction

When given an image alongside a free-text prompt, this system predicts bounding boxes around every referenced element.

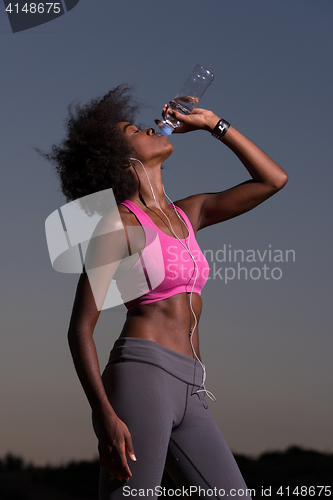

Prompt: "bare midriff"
[119,292,202,360]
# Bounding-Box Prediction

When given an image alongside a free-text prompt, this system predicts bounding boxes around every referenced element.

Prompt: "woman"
[50,85,287,499]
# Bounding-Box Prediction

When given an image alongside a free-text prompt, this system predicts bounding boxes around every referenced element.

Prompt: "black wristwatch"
[211,119,230,139]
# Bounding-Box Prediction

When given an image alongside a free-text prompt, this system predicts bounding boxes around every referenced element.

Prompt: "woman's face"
[117,122,173,165]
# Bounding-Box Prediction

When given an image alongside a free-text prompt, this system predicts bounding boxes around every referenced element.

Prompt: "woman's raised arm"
[158,106,288,231]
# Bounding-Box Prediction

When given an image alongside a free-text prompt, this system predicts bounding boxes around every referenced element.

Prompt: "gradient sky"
[1,0,332,465]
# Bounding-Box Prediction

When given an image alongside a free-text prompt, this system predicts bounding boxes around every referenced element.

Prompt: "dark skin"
[67,104,288,482]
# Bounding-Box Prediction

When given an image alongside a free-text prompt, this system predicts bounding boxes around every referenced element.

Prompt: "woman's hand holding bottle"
[155,104,220,135]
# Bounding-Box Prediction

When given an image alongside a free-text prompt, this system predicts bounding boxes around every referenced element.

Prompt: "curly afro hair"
[40,84,140,209]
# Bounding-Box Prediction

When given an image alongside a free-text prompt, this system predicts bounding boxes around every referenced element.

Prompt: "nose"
[146,128,155,135]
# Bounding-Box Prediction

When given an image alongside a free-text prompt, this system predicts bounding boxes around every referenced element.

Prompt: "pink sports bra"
[116,200,210,310]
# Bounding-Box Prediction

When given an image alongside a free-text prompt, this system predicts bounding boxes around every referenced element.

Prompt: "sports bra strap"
[171,205,195,237]
[120,200,156,228]
[120,200,194,238]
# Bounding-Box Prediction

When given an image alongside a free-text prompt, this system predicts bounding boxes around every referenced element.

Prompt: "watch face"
[212,120,229,138]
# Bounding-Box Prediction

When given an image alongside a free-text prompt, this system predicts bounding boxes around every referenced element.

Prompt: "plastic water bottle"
[159,65,214,136]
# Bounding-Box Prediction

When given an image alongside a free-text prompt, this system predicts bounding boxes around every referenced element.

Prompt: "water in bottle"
[159,65,214,136]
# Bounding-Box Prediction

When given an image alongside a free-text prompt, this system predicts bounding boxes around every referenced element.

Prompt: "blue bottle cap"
[160,123,174,136]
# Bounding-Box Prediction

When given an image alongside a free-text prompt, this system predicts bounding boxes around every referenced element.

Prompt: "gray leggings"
[98,337,252,500]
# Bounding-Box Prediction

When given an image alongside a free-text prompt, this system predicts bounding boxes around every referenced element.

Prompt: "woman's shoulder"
[89,203,139,242]
[117,201,141,227]
[172,194,208,234]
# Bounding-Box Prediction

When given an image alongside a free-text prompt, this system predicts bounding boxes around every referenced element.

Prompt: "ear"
[123,158,134,169]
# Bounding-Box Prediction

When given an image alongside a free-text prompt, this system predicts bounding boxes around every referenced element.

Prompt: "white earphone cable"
[129,158,216,401]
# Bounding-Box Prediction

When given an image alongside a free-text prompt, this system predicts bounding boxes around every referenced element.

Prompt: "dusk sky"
[1,0,332,465]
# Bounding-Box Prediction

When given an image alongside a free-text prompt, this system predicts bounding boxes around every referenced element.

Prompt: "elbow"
[68,324,93,349]
[279,171,288,188]
[67,325,81,349]
[271,171,288,192]
[277,172,288,190]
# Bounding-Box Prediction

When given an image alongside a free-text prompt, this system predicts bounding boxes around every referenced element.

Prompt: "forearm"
[205,112,288,189]
[218,125,288,189]
[68,327,115,420]
[166,106,288,190]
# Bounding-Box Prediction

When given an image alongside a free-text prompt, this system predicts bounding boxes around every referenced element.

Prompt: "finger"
[154,119,163,128]
[99,446,131,481]
[173,108,193,120]
[109,460,131,481]
[170,125,187,134]
[161,104,168,120]
[120,461,132,480]
[118,443,133,479]
[168,108,187,123]
[189,107,204,114]
[125,433,137,462]
[116,464,132,481]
